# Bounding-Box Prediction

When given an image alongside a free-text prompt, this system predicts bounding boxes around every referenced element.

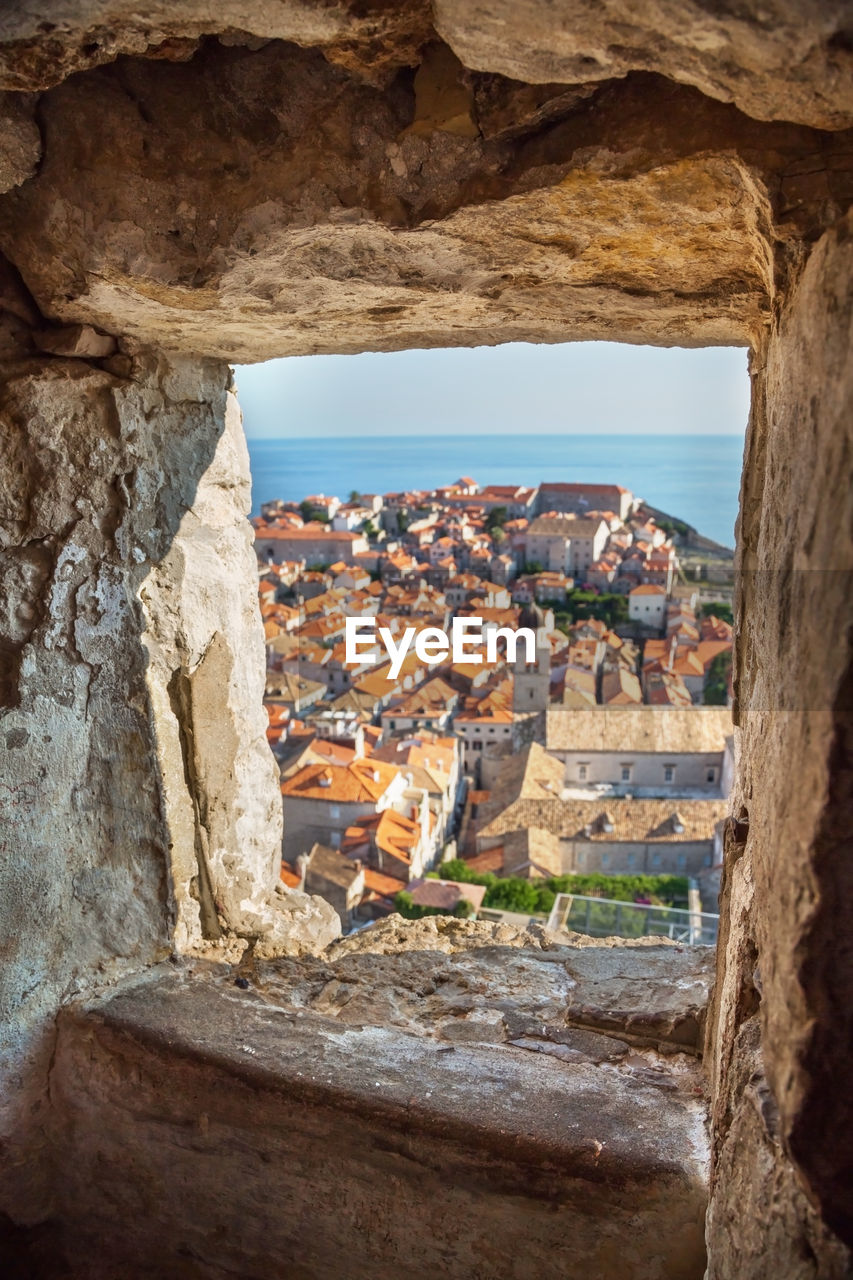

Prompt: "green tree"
[363,519,377,538]
[704,650,732,705]
[525,559,545,574]
[485,506,508,531]
[560,590,629,628]
[299,500,328,524]
[349,489,361,504]
[700,601,734,626]
[433,860,689,909]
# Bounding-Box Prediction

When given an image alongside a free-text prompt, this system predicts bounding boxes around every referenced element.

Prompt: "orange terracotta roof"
[280,862,302,889]
[342,808,422,863]
[362,868,407,898]
[463,846,504,875]
[281,757,401,803]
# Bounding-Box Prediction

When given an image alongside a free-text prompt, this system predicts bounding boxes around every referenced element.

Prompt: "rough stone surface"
[0,0,435,91]
[1,1,851,131]
[33,322,117,358]
[435,1,853,131]
[706,212,853,1273]
[0,91,39,192]
[3,43,853,361]
[285,915,716,1054]
[48,934,710,1278]
[0,343,336,1221]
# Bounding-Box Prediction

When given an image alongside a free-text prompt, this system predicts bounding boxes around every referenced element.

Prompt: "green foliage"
[525,559,545,575]
[363,519,377,539]
[656,517,689,538]
[394,888,477,920]
[700,600,734,625]
[704,649,732,705]
[437,859,689,913]
[396,512,410,533]
[554,590,629,629]
[349,490,361,503]
[299,499,328,524]
[485,506,508,531]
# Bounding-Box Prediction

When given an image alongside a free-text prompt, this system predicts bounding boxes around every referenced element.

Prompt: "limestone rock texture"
[0,4,850,1276]
[0,343,337,1220]
[49,930,711,1278]
[705,210,853,1275]
[0,0,851,130]
[2,40,853,361]
[434,0,853,130]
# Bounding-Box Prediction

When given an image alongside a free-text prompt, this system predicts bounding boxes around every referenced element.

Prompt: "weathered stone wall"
[706,212,853,1275]
[50,921,713,1279]
[0,335,336,1222]
[0,5,850,1273]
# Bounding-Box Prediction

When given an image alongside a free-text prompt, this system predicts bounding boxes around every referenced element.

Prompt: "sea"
[246,433,744,550]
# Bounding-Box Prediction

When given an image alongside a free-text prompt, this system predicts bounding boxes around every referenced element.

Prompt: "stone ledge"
[48,924,711,1278]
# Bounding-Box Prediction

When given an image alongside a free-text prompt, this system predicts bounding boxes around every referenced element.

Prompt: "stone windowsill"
[50,918,714,1279]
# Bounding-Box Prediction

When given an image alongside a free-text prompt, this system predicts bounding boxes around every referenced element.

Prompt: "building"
[264,671,327,715]
[381,677,459,735]
[406,878,487,916]
[526,514,609,576]
[537,482,634,522]
[545,705,734,795]
[255,524,368,566]
[370,732,461,848]
[455,684,515,773]
[280,757,409,858]
[302,843,365,931]
[628,584,668,628]
[473,745,726,876]
[342,805,437,881]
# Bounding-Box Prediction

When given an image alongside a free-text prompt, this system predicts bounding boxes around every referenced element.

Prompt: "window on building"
[621,765,632,782]
[330,804,340,819]
[578,764,588,780]
[664,765,675,782]
[707,768,717,783]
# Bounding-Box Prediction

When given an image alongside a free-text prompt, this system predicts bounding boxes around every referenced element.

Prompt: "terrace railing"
[477,896,718,945]
[545,893,718,946]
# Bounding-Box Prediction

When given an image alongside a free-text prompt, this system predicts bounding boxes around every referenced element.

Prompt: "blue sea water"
[246,434,744,550]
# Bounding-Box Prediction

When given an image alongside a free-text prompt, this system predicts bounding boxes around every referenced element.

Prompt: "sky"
[235,341,750,439]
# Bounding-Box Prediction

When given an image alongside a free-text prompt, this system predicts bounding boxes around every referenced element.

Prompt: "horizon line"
[245,429,746,442]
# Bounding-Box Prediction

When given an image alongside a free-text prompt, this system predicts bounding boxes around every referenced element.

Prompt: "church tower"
[512,602,551,714]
